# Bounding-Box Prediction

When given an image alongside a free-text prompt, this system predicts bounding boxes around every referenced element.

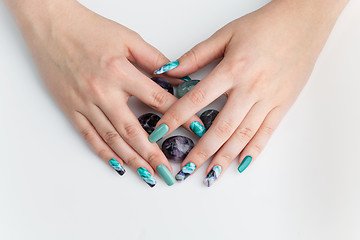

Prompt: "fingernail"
[238,156,252,173]
[156,165,176,186]
[190,121,206,137]
[180,76,191,81]
[148,123,169,143]
[154,61,179,74]
[203,165,222,187]
[175,162,196,182]
[109,158,126,176]
[137,167,157,187]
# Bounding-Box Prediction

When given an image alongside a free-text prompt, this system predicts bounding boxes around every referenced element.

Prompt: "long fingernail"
[109,158,126,176]
[137,167,157,187]
[148,123,169,143]
[238,156,252,173]
[181,76,191,81]
[154,61,179,74]
[156,165,176,186]
[190,121,206,137]
[175,162,196,182]
[203,165,222,187]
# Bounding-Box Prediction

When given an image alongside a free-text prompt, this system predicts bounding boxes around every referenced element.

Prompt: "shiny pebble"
[200,109,219,130]
[161,136,194,162]
[138,113,161,135]
[151,77,174,95]
[175,80,200,98]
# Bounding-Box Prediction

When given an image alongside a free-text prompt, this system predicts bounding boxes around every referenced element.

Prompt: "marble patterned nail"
[109,158,126,176]
[180,76,191,81]
[190,121,206,137]
[175,162,196,182]
[203,165,222,187]
[154,61,179,74]
[137,167,157,187]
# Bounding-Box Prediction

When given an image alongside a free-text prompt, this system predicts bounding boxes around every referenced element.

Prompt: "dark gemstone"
[175,80,200,98]
[161,136,194,162]
[151,77,174,95]
[138,113,161,135]
[200,109,219,130]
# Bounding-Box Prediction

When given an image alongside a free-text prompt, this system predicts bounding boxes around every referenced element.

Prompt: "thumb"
[127,32,184,85]
[163,30,231,78]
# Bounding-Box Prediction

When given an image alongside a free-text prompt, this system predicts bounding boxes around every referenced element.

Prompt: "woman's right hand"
[5,0,203,187]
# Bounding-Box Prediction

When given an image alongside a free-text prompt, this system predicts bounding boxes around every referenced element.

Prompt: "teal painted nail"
[238,156,252,173]
[175,162,196,182]
[137,167,157,187]
[156,165,176,186]
[109,158,126,176]
[180,76,191,81]
[154,61,179,74]
[148,123,169,143]
[203,165,222,187]
[190,121,206,137]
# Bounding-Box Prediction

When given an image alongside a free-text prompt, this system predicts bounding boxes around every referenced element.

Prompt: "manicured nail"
[148,123,169,143]
[156,165,176,186]
[109,158,126,176]
[137,167,157,187]
[180,76,191,81]
[175,162,196,182]
[203,165,222,187]
[190,121,206,137]
[238,156,252,173]
[154,61,179,74]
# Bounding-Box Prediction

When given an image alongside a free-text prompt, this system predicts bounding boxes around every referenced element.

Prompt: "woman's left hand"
[150,0,348,186]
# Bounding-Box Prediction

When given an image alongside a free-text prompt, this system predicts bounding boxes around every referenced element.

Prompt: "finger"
[149,61,232,143]
[83,107,158,187]
[127,34,183,85]
[123,63,206,137]
[156,29,231,77]
[96,98,177,186]
[72,111,126,176]
[203,103,271,186]
[238,106,286,173]
[174,94,255,182]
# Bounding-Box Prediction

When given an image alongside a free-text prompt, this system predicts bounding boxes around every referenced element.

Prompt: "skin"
[3,0,349,185]
[3,0,203,178]
[158,0,349,181]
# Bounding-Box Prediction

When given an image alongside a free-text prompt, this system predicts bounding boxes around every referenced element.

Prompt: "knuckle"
[234,127,253,143]
[194,150,209,161]
[124,155,139,167]
[103,131,120,145]
[122,123,141,139]
[147,153,160,166]
[149,90,168,110]
[220,153,233,162]
[102,56,128,78]
[188,88,206,106]
[80,128,95,143]
[252,143,263,154]
[213,120,234,139]
[185,48,200,70]
[262,126,274,136]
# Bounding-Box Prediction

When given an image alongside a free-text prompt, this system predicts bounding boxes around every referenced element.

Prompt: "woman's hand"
[4,0,203,187]
[152,0,349,186]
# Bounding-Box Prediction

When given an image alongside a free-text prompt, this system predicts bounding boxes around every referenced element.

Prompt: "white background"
[1,0,360,239]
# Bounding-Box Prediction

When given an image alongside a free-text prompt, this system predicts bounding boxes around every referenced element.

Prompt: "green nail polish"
[148,123,169,143]
[154,61,179,74]
[180,76,191,81]
[156,165,176,186]
[238,156,252,173]
[190,121,206,137]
